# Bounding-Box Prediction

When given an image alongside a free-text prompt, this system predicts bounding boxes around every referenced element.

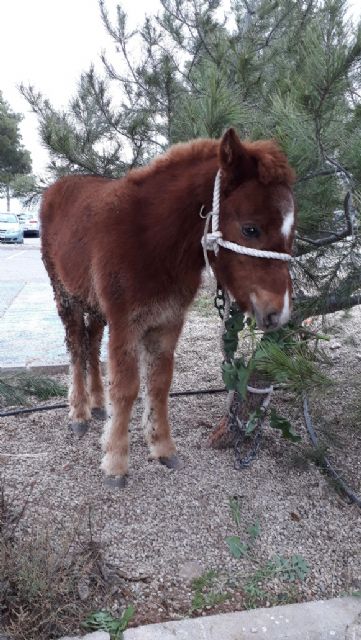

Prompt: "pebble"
[178,560,204,582]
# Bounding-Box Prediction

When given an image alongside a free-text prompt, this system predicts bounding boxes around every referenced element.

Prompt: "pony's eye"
[242,225,260,239]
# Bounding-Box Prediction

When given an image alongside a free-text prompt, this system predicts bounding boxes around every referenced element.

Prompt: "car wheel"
[17,236,24,244]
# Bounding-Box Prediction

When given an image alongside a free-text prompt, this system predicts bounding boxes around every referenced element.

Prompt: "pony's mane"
[242,139,296,185]
[127,139,217,184]
[127,137,295,186]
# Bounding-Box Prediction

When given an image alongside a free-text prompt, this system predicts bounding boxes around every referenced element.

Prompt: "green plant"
[190,570,229,613]
[83,606,135,640]
[0,372,67,407]
[225,501,309,609]
[225,496,260,559]
[223,309,330,397]
[243,555,309,609]
[229,495,241,528]
[221,307,331,444]
[269,409,301,443]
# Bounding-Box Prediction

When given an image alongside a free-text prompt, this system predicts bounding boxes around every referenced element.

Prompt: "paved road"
[0,237,46,282]
[0,238,108,370]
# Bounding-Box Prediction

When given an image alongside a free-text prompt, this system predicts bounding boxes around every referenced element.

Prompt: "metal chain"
[214,284,225,319]
[215,284,266,469]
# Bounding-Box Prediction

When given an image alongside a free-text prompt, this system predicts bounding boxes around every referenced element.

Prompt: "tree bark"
[6,183,10,212]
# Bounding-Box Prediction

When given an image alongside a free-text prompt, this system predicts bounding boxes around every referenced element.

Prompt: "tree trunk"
[6,183,10,212]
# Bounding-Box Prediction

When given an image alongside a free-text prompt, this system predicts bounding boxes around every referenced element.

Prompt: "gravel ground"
[1,295,361,632]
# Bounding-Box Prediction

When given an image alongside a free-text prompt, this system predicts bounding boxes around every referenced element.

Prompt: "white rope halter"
[201,170,292,271]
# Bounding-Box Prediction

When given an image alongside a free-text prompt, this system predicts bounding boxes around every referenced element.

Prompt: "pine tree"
[21,0,361,319]
[0,92,32,211]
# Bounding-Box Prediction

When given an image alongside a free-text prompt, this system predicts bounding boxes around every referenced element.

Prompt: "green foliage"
[269,409,301,442]
[83,606,135,639]
[190,570,229,612]
[229,495,241,527]
[226,497,260,559]
[226,535,249,559]
[225,502,310,609]
[0,373,67,408]
[20,0,361,318]
[0,91,32,209]
[247,521,261,541]
[221,308,329,441]
[244,555,310,608]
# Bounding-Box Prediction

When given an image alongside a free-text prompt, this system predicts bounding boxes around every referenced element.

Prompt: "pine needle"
[0,373,67,408]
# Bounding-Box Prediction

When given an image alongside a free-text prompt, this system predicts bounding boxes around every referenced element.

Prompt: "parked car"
[18,212,40,237]
[0,213,24,244]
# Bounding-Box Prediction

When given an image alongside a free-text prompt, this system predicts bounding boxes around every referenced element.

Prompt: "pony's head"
[210,128,296,331]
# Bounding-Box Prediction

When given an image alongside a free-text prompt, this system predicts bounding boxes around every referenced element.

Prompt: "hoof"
[91,407,108,420]
[159,454,184,470]
[69,421,90,437]
[103,474,128,489]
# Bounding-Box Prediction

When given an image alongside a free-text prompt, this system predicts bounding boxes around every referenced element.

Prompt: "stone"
[178,560,204,582]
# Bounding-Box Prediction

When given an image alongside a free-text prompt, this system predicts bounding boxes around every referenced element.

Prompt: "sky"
[0,0,160,211]
[1,0,361,212]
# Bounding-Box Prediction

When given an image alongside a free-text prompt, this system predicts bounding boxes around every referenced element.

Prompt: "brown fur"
[41,128,295,479]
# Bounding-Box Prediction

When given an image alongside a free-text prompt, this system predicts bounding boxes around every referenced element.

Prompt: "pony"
[40,128,295,487]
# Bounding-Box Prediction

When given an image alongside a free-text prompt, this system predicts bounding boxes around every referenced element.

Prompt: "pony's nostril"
[265,312,279,329]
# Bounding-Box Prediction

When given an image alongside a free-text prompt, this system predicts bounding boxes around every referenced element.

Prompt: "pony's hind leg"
[86,312,106,419]
[141,321,184,469]
[55,289,91,436]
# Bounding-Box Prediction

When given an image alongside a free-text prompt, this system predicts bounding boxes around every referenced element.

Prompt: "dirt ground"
[1,292,361,637]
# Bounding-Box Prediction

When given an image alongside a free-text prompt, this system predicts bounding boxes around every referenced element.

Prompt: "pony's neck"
[127,147,220,303]
[150,154,219,279]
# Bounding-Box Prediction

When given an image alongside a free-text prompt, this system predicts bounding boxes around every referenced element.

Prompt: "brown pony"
[41,128,295,487]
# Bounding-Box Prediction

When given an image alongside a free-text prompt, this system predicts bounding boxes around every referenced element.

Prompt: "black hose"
[303,395,361,508]
[0,387,227,418]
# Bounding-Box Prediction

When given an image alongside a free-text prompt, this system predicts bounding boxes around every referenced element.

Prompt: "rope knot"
[201,229,223,253]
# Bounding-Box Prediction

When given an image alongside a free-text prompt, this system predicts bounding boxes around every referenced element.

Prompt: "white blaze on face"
[281,207,294,239]
[279,289,291,325]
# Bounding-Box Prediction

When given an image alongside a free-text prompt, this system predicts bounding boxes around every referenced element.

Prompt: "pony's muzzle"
[251,290,291,331]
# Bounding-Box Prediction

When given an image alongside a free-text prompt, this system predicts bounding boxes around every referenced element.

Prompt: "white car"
[0,213,24,244]
[19,212,40,237]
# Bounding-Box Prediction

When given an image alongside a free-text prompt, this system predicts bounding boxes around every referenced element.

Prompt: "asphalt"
[1,263,360,640]
[0,279,107,372]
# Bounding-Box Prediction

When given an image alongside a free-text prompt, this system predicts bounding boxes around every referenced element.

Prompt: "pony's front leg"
[142,321,184,469]
[101,332,140,487]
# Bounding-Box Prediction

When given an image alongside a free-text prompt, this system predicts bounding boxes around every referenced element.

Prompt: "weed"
[225,500,309,609]
[243,555,309,609]
[83,606,135,639]
[229,495,242,528]
[226,497,260,560]
[0,483,120,640]
[190,570,229,613]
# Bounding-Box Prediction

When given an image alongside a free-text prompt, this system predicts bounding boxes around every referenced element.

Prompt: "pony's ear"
[219,128,256,183]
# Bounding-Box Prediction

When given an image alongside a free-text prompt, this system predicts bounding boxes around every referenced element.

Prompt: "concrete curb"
[0,364,70,375]
[0,362,108,376]
[123,597,361,640]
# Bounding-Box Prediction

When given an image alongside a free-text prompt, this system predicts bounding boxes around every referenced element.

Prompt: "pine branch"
[294,292,361,321]
[295,192,354,257]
